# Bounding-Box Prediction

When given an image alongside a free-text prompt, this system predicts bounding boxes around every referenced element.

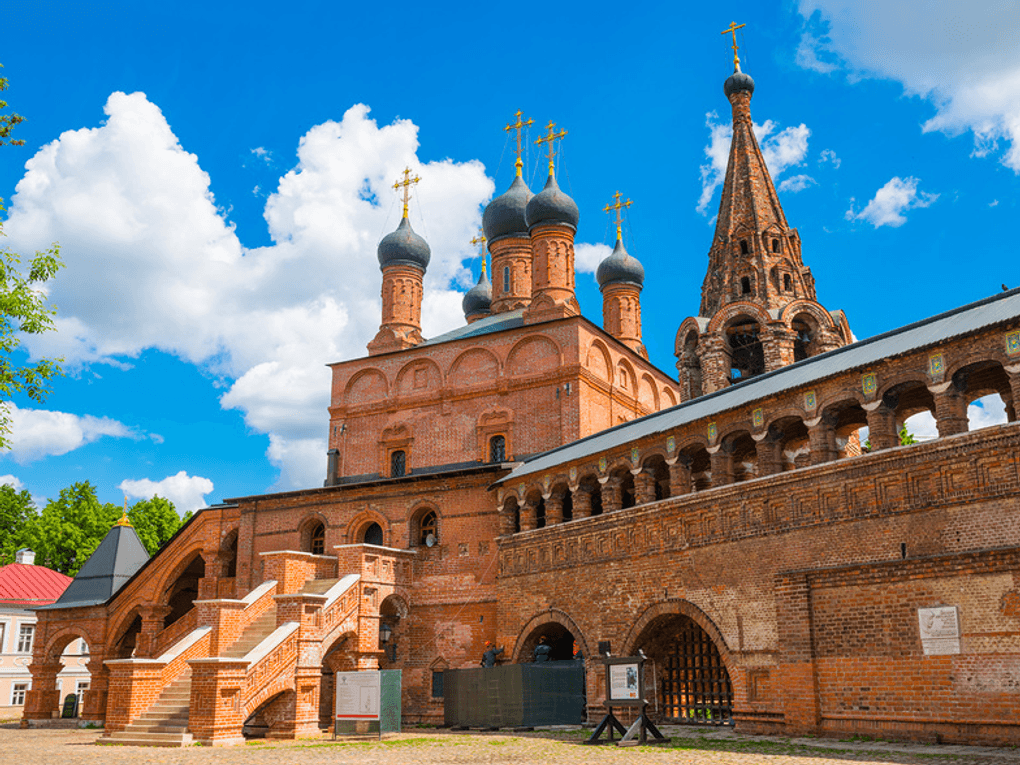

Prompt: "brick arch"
[43,625,101,662]
[639,447,669,468]
[510,608,589,663]
[344,367,389,405]
[606,457,634,476]
[674,316,706,357]
[106,606,144,654]
[585,338,613,382]
[638,373,659,411]
[448,347,501,389]
[151,543,208,603]
[661,386,678,408]
[777,299,838,331]
[506,335,561,378]
[409,502,441,548]
[394,357,443,396]
[615,357,637,392]
[344,509,390,546]
[705,301,771,334]
[298,513,329,554]
[243,682,293,720]
[622,599,734,672]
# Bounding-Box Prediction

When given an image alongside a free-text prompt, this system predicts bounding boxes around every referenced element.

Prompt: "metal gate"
[659,617,733,724]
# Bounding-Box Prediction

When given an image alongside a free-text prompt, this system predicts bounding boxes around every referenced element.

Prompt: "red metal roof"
[0,562,72,606]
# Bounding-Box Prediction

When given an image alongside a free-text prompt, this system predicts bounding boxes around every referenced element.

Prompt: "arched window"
[489,435,506,463]
[772,238,780,253]
[419,511,438,546]
[310,522,325,555]
[503,266,510,293]
[363,522,383,546]
[390,450,406,477]
[740,276,752,295]
[727,317,765,381]
[739,240,749,255]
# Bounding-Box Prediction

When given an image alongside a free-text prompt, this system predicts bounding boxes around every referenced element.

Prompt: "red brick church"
[22,56,1020,746]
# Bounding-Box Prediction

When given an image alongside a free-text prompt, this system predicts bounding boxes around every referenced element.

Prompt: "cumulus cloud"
[119,471,215,516]
[697,113,811,214]
[574,242,612,275]
[779,174,817,193]
[1,403,141,464]
[4,94,494,489]
[0,475,25,491]
[796,0,1020,171]
[967,394,1008,430]
[846,176,938,228]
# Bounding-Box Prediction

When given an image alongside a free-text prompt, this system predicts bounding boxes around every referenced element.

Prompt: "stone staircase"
[103,604,280,747]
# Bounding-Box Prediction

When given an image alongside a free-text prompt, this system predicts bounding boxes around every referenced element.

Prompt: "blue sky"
[1,1,1017,514]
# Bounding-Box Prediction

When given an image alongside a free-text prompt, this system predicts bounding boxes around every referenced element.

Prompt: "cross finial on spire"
[504,110,534,177]
[721,21,746,71]
[603,190,633,242]
[470,230,488,277]
[535,121,568,176]
[393,167,421,219]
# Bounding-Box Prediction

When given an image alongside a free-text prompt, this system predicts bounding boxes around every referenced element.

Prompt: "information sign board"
[603,656,645,706]
[335,670,381,720]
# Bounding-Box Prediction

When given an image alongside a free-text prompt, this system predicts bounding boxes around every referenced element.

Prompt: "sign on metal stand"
[334,670,401,739]
[584,654,669,747]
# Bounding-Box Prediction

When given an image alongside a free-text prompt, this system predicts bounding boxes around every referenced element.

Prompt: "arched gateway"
[627,601,734,725]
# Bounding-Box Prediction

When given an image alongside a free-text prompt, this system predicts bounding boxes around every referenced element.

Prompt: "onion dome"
[483,175,533,242]
[525,173,580,231]
[596,237,645,289]
[462,267,492,319]
[724,67,755,98]
[377,216,431,271]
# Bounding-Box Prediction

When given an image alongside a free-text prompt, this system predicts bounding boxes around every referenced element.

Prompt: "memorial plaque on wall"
[918,606,961,655]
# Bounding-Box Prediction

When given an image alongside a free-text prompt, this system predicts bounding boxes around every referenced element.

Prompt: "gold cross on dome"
[393,167,421,218]
[603,190,632,241]
[721,21,746,69]
[504,110,534,177]
[535,121,568,175]
[470,230,488,277]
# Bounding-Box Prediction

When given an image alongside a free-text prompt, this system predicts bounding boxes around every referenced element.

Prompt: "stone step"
[300,578,340,595]
[101,730,194,747]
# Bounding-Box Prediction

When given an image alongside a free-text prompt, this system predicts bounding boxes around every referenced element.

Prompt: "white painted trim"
[157,625,212,663]
[322,574,361,610]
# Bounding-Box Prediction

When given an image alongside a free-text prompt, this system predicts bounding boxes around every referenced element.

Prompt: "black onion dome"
[596,237,645,289]
[462,268,492,318]
[483,175,533,242]
[724,69,755,98]
[525,173,580,230]
[377,216,431,271]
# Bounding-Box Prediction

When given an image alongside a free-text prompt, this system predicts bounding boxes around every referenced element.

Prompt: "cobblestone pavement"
[1,723,1018,765]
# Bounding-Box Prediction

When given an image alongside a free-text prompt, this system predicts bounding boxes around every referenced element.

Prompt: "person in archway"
[481,641,504,667]
[572,640,584,663]
[534,635,552,662]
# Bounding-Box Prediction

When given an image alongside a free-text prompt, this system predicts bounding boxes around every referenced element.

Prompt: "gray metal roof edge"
[496,286,1020,485]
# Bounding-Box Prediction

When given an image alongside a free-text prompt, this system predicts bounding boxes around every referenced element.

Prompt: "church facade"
[21,60,1020,747]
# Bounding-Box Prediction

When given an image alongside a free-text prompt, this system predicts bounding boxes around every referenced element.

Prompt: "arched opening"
[503,496,521,534]
[361,522,384,546]
[632,612,733,725]
[610,467,636,510]
[526,491,547,529]
[162,553,205,628]
[727,432,757,482]
[578,474,603,517]
[739,239,749,255]
[413,508,438,547]
[726,316,765,382]
[310,523,325,555]
[772,416,810,470]
[888,381,938,443]
[41,633,93,719]
[378,595,407,667]
[489,434,506,463]
[220,530,238,578]
[771,238,780,253]
[390,450,406,477]
[792,314,818,362]
[740,276,752,295]
[518,621,578,663]
[827,400,868,458]
[958,361,1013,430]
[681,444,712,491]
[643,455,671,500]
[551,482,573,523]
[111,614,142,659]
[679,330,703,400]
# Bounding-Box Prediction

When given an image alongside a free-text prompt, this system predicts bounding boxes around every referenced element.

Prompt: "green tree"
[0,482,37,564]
[26,481,120,575]
[128,496,183,555]
[0,63,63,448]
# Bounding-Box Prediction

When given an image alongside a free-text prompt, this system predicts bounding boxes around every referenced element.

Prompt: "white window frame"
[17,623,35,653]
[76,680,90,706]
[11,682,29,705]
[0,621,6,653]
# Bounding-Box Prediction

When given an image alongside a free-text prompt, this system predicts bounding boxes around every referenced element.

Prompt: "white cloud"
[266,436,328,493]
[796,0,1020,171]
[779,174,817,193]
[1,403,140,464]
[4,95,494,490]
[575,242,612,275]
[119,471,214,516]
[902,411,938,441]
[819,149,841,169]
[846,176,938,228]
[697,113,811,214]
[968,394,1008,430]
[0,475,25,491]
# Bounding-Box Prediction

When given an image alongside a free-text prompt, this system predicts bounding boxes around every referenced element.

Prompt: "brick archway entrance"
[628,604,734,725]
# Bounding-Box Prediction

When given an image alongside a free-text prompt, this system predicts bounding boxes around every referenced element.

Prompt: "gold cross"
[504,110,534,177]
[535,121,568,176]
[470,230,488,277]
[721,21,746,69]
[603,191,632,242]
[393,167,421,218]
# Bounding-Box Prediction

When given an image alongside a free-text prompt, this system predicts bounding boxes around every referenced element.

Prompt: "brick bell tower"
[367,168,430,356]
[674,30,851,400]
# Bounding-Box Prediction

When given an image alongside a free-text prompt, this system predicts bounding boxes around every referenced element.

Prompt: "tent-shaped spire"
[39,522,150,610]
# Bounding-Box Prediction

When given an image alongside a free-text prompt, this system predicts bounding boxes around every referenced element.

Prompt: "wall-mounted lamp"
[380,622,393,645]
